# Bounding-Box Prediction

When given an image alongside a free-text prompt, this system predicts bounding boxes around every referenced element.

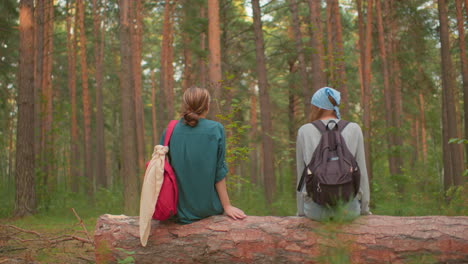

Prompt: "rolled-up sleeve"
[215,124,228,183]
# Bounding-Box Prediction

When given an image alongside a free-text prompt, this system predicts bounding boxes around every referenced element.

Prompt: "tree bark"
[130,0,146,176]
[357,0,373,184]
[438,0,464,189]
[78,0,93,195]
[160,0,175,127]
[288,0,310,117]
[208,0,222,118]
[93,0,107,188]
[38,0,54,197]
[199,6,207,88]
[307,0,326,91]
[66,0,80,193]
[455,0,468,159]
[252,0,275,204]
[151,70,158,147]
[376,0,397,175]
[15,0,36,217]
[249,83,258,185]
[330,0,348,116]
[95,214,468,264]
[326,0,334,84]
[119,0,139,215]
[419,91,427,163]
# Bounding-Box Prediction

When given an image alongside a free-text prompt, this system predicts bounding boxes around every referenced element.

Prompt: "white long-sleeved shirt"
[296,119,370,215]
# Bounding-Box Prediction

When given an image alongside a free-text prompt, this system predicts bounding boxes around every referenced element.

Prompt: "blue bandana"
[311,87,341,119]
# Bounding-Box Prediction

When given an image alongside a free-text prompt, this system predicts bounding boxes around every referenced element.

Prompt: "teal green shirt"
[160,118,227,224]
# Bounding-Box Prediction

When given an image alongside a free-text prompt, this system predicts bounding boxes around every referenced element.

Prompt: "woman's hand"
[224,205,247,220]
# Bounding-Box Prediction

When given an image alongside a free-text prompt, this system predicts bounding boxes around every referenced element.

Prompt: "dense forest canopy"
[1,0,467,218]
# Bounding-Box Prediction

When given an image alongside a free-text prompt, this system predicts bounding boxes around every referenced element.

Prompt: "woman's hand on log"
[224,205,246,220]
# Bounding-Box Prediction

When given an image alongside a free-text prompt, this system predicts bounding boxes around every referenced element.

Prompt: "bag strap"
[163,120,179,146]
[311,120,327,134]
[337,120,350,133]
[297,163,308,192]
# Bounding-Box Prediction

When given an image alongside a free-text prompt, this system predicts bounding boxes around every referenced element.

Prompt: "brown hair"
[308,96,338,122]
[182,87,211,127]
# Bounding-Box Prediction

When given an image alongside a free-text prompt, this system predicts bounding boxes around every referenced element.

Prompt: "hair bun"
[183,110,200,127]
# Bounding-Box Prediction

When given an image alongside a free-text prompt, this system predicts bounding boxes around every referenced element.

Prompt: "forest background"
[1,0,467,230]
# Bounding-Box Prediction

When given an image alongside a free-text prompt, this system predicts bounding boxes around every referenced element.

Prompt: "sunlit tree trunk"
[66,0,80,193]
[119,0,139,215]
[455,0,468,158]
[15,0,36,217]
[208,0,222,118]
[307,0,326,91]
[438,0,464,190]
[77,0,93,195]
[288,0,310,118]
[252,0,275,204]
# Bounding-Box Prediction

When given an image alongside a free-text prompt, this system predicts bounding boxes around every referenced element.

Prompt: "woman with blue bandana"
[296,87,371,221]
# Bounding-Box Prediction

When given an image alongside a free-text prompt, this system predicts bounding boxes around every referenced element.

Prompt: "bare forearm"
[215,178,231,209]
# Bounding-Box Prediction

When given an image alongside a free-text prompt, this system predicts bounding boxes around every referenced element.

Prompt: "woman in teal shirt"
[161,87,246,224]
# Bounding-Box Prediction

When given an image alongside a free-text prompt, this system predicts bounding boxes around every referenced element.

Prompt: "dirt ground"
[0,224,95,264]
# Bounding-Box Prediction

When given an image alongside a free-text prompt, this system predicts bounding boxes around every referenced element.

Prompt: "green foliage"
[116,248,136,264]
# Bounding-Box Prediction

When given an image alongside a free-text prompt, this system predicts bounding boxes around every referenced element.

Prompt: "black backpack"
[297,120,360,206]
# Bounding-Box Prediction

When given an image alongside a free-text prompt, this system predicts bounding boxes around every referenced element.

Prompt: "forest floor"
[0,210,96,264]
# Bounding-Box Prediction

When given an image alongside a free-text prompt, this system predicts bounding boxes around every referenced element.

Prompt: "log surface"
[94,214,468,263]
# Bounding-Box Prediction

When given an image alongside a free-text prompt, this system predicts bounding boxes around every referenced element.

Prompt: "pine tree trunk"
[252,0,275,204]
[159,0,175,127]
[330,0,348,116]
[95,214,468,264]
[78,0,93,195]
[419,90,428,163]
[208,0,222,118]
[15,0,36,217]
[151,70,158,147]
[455,0,468,159]
[66,0,80,193]
[307,0,326,91]
[288,60,300,193]
[288,0,310,118]
[93,0,107,188]
[357,0,373,184]
[326,0,334,84]
[182,30,193,91]
[249,83,258,185]
[34,0,44,166]
[376,0,397,175]
[438,0,464,189]
[199,6,207,88]
[131,0,146,176]
[38,0,54,198]
[119,0,139,215]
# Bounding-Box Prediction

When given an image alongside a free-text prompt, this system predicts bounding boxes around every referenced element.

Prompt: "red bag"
[152,120,179,220]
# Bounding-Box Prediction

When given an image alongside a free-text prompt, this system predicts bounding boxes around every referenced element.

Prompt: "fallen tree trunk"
[95,214,468,263]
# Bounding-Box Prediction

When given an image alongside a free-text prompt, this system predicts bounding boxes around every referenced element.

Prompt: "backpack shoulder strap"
[337,120,350,133]
[163,120,179,146]
[311,120,327,134]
